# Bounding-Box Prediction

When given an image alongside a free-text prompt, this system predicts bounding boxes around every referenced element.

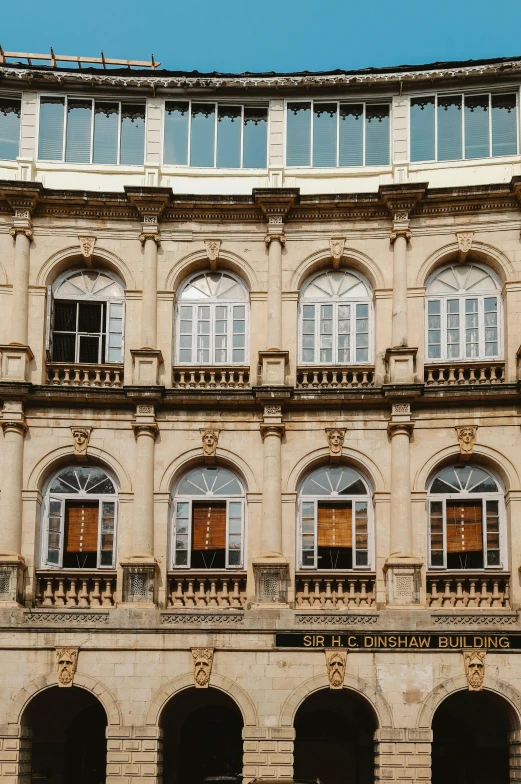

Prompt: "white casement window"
[175,272,249,365]
[171,467,245,570]
[298,466,373,570]
[48,269,125,364]
[428,465,505,570]
[0,94,22,160]
[425,263,502,363]
[42,466,117,569]
[299,270,373,365]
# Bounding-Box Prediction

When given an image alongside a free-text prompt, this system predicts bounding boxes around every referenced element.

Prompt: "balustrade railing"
[296,367,375,390]
[46,362,123,388]
[427,573,510,608]
[295,573,376,609]
[167,571,247,609]
[424,361,505,386]
[173,367,250,389]
[35,571,117,608]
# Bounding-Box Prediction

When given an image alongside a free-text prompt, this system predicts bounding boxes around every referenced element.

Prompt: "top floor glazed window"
[48,269,125,364]
[425,263,502,363]
[299,270,373,365]
[163,101,268,168]
[286,101,390,167]
[0,95,21,160]
[37,95,145,165]
[410,92,519,163]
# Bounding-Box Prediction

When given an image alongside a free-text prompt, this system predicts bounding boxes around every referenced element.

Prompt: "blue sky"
[2,0,521,74]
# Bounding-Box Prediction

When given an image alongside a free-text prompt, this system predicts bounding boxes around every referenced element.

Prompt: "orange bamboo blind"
[65,503,99,553]
[446,501,483,553]
[317,503,352,548]
[192,503,226,551]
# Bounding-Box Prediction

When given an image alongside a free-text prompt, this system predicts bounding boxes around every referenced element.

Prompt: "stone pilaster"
[374,728,432,783]
[242,727,294,781]
[106,726,162,784]
[0,402,27,602]
[0,726,32,784]
[509,730,521,782]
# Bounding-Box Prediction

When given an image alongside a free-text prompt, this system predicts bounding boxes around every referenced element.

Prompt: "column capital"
[138,228,161,246]
[387,420,414,439]
[132,423,158,440]
[9,225,33,240]
[1,420,28,436]
[260,423,285,440]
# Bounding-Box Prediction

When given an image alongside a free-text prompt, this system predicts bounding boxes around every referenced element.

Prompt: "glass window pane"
[492,94,517,157]
[79,335,100,364]
[465,95,489,160]
[243,106,267,167]
[65,99,92,163]
[339,104,363,166]
[93,102,119,164]
[164,101,189,165]
[0,97,21,160]
[217,105,241,168]
[438,95,462,161]
[190,103,215,167]
[410,96,435,161]
[52,333,76,362]
[287,103,311,166]
[120,104,145,165]
[38,96,64,160]
[365,105,390,165]
[313,103,337,167]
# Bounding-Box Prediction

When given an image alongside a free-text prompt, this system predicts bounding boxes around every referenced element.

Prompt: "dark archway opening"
[432,689,513,784]
[161,687,243,784]
[294,688,377,784]
[22,686,107,784]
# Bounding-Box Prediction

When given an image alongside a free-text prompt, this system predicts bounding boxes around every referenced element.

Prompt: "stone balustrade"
[35,571,117,607]
[424,361,505,386]
[173,367,250,389]
[296,366,375,389]
[46,362,123,387]
[427,572,510,608]
[295,573,376,608]
[167,571,247,608]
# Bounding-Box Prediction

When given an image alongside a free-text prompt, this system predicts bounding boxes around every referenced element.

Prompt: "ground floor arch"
[21,686,107,784]
[293,687,377,784]
[432,689,516,784]
[160,686,244,784]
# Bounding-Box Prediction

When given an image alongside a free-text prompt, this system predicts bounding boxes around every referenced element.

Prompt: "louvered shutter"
[106,300,124,363]
[446,501,483,553]
[192,503,226,550]
[45,285,55,358]
[65,502,99,553]
[317,503,352,548]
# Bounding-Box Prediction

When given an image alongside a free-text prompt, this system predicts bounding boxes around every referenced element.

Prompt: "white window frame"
[298,270,374,366]
[284,98,392,168]
[427,469,506,571]
[424,263,502,364]
[41,469,118,570]
[36,93,147,165]
[409,88,521,164]
[0,92,23,162]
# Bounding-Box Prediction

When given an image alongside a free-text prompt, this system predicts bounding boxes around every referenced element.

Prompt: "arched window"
[427,465,505,570]
[171,466,245,569]
[48,269,125,364]
[298,465,372,570]
[42,466,117,569]
[299,270,373,365]
[175,272,249,365]
[426,263,502,362]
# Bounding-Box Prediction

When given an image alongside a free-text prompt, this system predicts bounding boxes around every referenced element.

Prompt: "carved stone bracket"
[201,428,219,462]
[455,425,478,456]
[330,237,346,269]
[325,649,347,689]
[326,427,346,458]
[463,649,486,691]
[192,648,214,688]
[254,188,298,245]
[56,647,78,687]
[70,426,92,456]
[456,231,474,262]
[78,235,96,266]
[204,239,221,270]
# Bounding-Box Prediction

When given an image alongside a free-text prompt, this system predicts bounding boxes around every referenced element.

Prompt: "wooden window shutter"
[446,501,483,553]
[317,503,352,548]
[192,503,226,550]
[65,502,99,553]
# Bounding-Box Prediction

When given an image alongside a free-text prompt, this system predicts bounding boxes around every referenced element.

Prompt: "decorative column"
[120,403,158,605]
[125,187,170,385]
[253,404,289,604]
[384,403,423,606]
[0,401,27,604]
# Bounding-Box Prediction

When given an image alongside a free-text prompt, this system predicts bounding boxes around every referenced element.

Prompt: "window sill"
[162,166,268,176]
[284,165,391,177]
[409,154,520,170]
[35,161,145,173]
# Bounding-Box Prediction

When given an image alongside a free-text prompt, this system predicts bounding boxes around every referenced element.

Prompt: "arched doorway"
[294,688,377,784]
[161,687,243,784]
[432,689,514,784]
[22,686,107,784]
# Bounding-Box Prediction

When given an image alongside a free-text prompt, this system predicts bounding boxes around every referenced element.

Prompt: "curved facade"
[1,54,521,784]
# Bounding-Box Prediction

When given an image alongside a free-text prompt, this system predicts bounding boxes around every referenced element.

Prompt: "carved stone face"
[464,650,486,691]
[193,652,212,687]
[71,427,91,455]
[328,652,345,687]
[327,429,345,456]
[457,426,476,454]
[56,648,77,687]
[460,428,474,444]
[202,431,218,456]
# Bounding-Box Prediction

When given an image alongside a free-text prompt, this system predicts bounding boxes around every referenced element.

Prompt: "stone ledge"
[160,611,244,626]
[295,613,378,626]
[23,611,110,625]
[432,612,518,626]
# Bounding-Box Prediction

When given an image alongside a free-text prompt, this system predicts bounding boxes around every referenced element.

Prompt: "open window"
[171,467,245,569]
[43,466,117,569]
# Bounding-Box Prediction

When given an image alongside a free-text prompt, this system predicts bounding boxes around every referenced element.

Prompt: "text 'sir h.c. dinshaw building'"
[3,47,521,784]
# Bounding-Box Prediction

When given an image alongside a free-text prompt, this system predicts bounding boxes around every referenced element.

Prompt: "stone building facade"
[0,54,521,784]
